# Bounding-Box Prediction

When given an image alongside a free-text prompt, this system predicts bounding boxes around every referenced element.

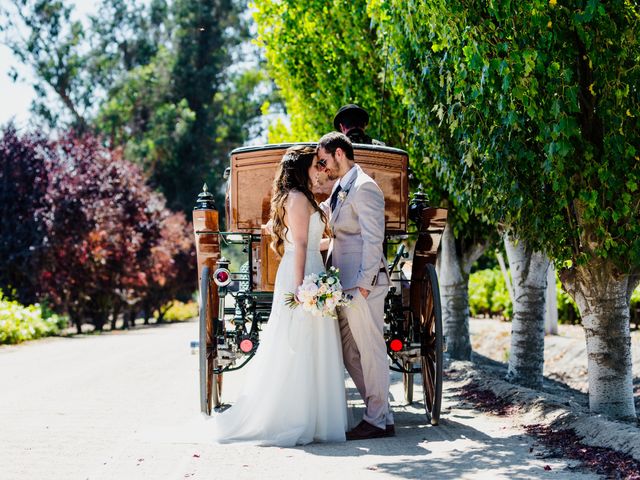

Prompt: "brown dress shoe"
[346,420,388,441]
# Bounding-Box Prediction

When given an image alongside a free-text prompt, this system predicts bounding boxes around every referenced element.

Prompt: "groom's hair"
[317,132,354,160]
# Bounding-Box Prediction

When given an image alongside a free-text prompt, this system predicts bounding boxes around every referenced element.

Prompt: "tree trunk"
[110,304,121,331]
[143,302,150,325]
[561,262,638,420]
[439,223,487,360]
[545,262,558,335]
[122,310,131,330]
[504,235,550,389]
[93,309,107,332]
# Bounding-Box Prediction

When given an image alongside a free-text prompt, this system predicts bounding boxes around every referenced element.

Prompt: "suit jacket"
[322,164,390,291]
[346,128,386,146]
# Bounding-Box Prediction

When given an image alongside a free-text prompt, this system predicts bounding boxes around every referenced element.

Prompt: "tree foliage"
[0,0,91,130]
[0,126,196,331]
[369,0,640,418]
[371,0,640,270]
[0,125,51,304]
[2,0,272,215]
[253,0,407,145]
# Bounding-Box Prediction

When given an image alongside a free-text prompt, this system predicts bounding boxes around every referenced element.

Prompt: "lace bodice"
[284,211,324,252]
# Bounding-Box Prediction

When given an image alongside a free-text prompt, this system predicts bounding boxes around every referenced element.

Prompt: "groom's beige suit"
[323,164,393,430]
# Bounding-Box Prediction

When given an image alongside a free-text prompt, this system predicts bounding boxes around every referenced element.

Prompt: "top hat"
[333,104,370,131]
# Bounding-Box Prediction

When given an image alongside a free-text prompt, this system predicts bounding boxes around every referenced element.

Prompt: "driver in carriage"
[333,104,385,146]
[315,104,385,191]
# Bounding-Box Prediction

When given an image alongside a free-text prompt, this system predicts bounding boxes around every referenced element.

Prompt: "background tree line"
[253,0,640,421]
[0,0,273,330]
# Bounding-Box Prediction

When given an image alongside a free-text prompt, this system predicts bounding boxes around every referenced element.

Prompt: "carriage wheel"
[420,263,443,425]
[402,360,414,404]
[199,266,222,414]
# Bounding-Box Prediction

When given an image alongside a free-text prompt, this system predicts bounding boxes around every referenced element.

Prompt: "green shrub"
[556,277,581,325]
[468,269,495,317]
[0,291,67,344]
[631,286,640,307]
[469,268,512,320]
[490,272,513,320]
[155,300,198,322]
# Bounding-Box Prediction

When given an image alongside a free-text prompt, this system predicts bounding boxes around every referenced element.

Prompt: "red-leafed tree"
[37,133,195,331]
[141,211,196,323]
[2,125,196,331]
[0,125,51,304]
[36,134,158,330]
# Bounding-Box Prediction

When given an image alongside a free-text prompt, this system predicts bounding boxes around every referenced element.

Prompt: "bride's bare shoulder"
[286,189,313,210]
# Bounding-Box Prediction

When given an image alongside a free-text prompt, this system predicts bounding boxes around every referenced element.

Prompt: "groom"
[316,132,394,440]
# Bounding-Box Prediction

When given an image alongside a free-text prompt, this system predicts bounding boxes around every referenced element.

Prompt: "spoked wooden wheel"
[402,360,415,404]
[420,264,443,425]
[199,266,222,414]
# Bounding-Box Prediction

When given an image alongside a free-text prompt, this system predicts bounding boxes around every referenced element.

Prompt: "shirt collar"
[339,165,357,190]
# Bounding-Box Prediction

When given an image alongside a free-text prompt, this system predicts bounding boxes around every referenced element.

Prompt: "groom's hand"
[358,287,370,299]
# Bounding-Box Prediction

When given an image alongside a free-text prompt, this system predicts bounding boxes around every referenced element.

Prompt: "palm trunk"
[561,263,638,420]
[504,235,550,389]
[439,223,487,360]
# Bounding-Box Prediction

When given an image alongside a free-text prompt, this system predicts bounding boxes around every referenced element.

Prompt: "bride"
[211,145,348,446]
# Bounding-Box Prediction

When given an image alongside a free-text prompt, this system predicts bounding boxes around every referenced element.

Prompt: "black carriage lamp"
[408,184,429,226]
[194,183,217,210]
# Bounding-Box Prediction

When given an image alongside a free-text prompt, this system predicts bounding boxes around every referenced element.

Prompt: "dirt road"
[0,321,598,479]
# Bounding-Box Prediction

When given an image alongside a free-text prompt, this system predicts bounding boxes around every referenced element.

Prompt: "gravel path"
[0,320,600,479]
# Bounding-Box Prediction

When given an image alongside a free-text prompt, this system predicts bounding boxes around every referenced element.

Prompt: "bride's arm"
[319,237,330,252]
[286,191,311,289]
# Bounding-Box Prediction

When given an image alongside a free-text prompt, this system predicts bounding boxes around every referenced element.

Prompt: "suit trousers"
[338,284,393,429]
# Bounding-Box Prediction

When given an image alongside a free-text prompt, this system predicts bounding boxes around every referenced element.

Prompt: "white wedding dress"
[211,211,348,446]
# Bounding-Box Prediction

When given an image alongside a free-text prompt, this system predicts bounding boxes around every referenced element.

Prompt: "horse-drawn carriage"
[193,143,448,425]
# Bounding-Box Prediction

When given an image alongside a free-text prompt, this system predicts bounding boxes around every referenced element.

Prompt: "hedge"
[0,291,67,344]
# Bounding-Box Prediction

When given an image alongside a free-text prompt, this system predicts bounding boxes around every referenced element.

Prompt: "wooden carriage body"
[226,143,410,291]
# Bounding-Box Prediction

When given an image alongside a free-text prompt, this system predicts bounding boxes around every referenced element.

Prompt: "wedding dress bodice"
[283,211,324,253]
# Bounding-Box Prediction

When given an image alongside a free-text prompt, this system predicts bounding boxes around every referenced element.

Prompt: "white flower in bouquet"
[324,295,338,311]
[285,267,352,318]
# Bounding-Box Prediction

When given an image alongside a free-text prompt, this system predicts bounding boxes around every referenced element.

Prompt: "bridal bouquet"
[285,267,352,318]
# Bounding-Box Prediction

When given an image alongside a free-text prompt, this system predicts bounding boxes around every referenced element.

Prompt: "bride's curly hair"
[270,145,327,257]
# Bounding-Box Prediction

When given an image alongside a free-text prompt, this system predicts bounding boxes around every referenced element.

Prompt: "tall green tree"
[162,0,242,212]
[372,0,640,419]
[254,0,406,145]
[0,0,90,130]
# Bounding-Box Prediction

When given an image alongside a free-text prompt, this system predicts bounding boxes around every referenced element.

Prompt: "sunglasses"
[317,158,327,168]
